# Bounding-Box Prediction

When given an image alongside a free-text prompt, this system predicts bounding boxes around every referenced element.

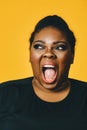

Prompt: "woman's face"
[30,27,74,90]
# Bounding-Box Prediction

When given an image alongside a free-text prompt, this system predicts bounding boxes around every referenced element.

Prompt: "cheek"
[57,53,72,76]
[58,52,73,65]
[30,52,39,75]
[30,53,36,63]
[30,50,37,62]
[30,50,41,65]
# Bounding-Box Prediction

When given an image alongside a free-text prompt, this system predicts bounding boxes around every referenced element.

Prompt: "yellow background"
[0,0,87,83]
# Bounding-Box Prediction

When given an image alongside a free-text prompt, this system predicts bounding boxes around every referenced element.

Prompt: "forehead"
[33,27,67,42]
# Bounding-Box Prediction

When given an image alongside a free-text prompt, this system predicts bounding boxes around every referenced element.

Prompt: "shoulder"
[0,77,33,89]
[69,78,87,96]
[0,77,33,102]
[69,78,87,99]
[70,78,87,88]
[0,77,33,112]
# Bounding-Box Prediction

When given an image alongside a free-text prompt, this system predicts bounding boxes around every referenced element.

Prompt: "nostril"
[43,52,56,59]
[42,48,57,59]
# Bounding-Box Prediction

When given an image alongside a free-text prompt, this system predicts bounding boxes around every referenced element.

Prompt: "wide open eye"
[55,44,67,51]
[33,44,45,50]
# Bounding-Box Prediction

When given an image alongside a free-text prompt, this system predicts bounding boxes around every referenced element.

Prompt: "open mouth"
[42,65,57,84]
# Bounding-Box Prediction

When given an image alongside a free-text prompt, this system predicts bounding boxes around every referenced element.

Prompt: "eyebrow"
[33,40,45,44]
[33,40,68,45]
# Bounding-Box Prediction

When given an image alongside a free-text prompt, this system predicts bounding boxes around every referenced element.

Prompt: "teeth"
[43,65,55,68]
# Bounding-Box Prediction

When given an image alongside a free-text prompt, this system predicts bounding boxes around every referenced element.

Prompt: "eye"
[33,44,45,50]
[55,45,67,51]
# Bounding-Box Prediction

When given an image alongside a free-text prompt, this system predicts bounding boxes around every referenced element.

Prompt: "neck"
[32,78,71,102]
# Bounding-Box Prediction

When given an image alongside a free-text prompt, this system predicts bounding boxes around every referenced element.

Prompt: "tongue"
[44,69,56,83]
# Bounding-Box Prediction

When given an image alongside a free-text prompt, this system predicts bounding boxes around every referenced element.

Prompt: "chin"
[41,80,59,90]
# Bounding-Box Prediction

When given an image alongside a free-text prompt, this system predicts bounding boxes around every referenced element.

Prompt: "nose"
[43,49,56,59]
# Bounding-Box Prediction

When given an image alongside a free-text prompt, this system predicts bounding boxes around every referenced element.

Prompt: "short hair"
[29,15,76,53]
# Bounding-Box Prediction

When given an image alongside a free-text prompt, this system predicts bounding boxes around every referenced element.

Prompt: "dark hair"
[29,15,76,53]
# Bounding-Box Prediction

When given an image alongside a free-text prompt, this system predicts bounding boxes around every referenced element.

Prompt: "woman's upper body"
[0,77,87,130]
[0,15,87,129]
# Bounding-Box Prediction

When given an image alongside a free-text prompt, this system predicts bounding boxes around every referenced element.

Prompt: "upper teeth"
[43,65,55,68]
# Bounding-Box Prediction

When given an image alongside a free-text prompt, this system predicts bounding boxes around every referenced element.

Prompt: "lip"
[41,62,57,73]
[41,62,57,68]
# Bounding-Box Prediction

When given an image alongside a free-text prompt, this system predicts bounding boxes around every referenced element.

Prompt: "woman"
[0,15,87,130]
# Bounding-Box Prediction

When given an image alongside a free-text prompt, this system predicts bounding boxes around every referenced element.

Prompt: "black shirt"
[0,77,87,130]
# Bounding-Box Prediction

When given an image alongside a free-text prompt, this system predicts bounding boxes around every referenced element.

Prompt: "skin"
[30,27,74,102]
